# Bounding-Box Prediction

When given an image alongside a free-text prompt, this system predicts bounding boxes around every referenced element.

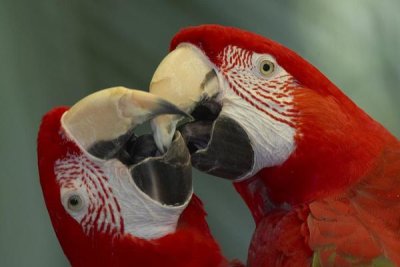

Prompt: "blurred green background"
[0,0,399,266]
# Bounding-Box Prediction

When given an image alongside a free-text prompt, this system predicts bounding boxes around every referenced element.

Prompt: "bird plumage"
[38,104,237,267]
[167,25,400,266]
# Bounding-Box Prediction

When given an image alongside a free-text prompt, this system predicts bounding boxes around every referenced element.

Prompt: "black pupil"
[262,63,271,72]
[69,196,79,206]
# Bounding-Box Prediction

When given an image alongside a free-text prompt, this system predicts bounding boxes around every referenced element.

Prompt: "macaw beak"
[63,86,188,150]
[149,44,220,152]
[150,45,254,180]
[62,87,192,205]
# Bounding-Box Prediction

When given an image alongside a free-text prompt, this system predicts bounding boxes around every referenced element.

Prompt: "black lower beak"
[179,113,254,180]
[87,131,192,206]
[130,132,192,206]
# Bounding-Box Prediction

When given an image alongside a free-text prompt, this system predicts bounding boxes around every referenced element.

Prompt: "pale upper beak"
[61,86,193,206]
[150,44,220,153]
[62,86,188,150]
[150,45,255,180]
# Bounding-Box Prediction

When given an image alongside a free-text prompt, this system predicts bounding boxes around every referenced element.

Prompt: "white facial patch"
[55,146,190,239]
[217,46,299,179]
[56,154,124,235]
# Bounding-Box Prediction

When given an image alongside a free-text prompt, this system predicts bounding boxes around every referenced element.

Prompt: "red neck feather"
[171,25,399,223]
[235,87,399,223]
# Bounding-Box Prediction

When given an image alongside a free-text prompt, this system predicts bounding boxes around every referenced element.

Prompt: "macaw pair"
[37,25,400,267]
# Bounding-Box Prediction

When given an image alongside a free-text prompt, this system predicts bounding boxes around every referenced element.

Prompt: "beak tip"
[152,123,172,154]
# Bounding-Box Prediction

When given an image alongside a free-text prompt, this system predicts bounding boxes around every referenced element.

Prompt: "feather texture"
[38,107,238,267]
[172,24,400,266]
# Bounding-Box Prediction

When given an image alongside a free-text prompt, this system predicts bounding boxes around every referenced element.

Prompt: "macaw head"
[37,87,225,266]
[150,25,388,205]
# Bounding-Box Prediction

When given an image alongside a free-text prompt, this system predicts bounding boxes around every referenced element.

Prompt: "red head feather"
[169,24,400,266]
[170,24,398,208]
[171,24,344,99]
[37,107,230,267]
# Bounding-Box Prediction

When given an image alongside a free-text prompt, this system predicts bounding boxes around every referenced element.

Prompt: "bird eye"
[259,60,275,77]
[67,194,84,211]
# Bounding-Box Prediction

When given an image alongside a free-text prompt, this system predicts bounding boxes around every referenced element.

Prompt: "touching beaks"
[150,44,255,180]
[150,44,220,153]
[62,86,189,150]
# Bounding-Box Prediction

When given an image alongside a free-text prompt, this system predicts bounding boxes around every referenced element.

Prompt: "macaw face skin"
[148,24,400,267]
[149,25,394,204]
[149,26,310,181]
[37,87,231,267]
[161,43,298,180]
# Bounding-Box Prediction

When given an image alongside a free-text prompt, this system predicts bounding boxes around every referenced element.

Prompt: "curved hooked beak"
[150,45,254,180]
[62,86,189,150]
[150,44,220,152]
[62,86,192,205]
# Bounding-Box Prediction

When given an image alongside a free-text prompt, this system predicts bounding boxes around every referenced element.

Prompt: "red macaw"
[149,25,400,266]
[37,87,243,267]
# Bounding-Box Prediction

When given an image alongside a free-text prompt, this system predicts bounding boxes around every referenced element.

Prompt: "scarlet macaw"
[37,87,243,267]
[150,25,400,266]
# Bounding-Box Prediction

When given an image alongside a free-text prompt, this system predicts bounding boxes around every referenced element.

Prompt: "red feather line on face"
[38,107,235,267]
[169,24,379,204]
[170,24,353,105]
[55,154,125,236]
[169,24,400,266]
[219,45,299,128]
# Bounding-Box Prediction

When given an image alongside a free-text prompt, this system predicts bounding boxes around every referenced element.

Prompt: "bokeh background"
[1,0,399,266]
